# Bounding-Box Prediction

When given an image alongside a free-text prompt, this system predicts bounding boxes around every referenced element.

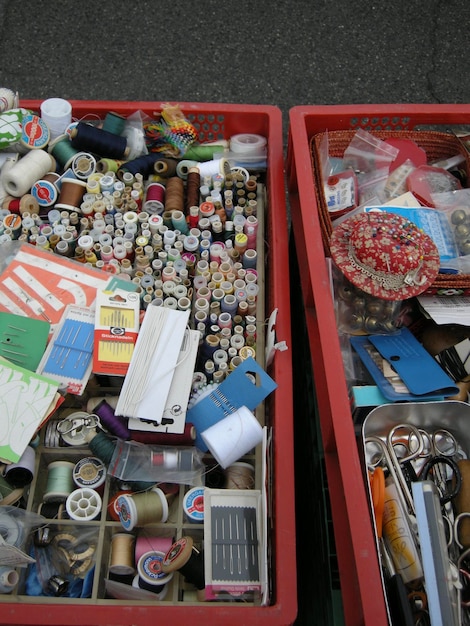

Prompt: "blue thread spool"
[70,122,129,159]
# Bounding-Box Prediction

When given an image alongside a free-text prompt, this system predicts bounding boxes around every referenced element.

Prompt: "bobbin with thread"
[3,150,56,197]
[109,532,136,576]
[224,461,255,489]
[162,536,205,599]
[43,460,75,502]
[134,551,173,596]
[117,488,169,531]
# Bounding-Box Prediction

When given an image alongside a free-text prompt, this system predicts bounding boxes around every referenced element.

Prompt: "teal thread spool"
[43,460,75,502]
[48,134,78,169]
[102,111,126,136]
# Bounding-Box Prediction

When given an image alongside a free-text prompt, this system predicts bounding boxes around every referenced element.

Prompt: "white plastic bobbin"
[66,487,102,521]
[77,234,94,251]
[71,152,97,180]
[123,211,138,225]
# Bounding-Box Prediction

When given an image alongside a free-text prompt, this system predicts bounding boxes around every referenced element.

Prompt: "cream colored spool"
[3,150,55,197]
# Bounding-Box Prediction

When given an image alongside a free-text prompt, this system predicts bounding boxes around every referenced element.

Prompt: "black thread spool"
[162,536,205,600]
[70,122,130,159]
[117,153,161,179]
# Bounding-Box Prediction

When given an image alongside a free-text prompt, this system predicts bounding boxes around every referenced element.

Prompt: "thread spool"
[224,461,255,489]
[47,134,78,169]
[56,178,87,211]
[4,445,35,487]
[116,488,169,531]
[0,566,19,594]
[197,157,229,179]
[109,532,136,576]
[102,111,127,136]
[135,551,173,595]
[71,151,97,180]
[183,487,204,524]
[87,429,117,466]
[31,172,61,207]
[72,456,106,494]
[3,150,55,197]
[134,535,174,564]
[20,113,50,150]
[164,177,184,213]
[143,182,165,214]
[66,486,102,521]
[186,168,201,211]
[130,424,196,446]
[162,536,205,598]
[70,122,129,159]
[43,460,75,502]
[201,406,263,469]
[154,158,177,178]
[40,98,72,140]
[0,88,16,113]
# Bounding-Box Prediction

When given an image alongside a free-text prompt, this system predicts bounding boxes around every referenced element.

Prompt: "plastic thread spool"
[66,487,102,521]
[56,178,87,211]
[183,487,204,524]
[135,550,173,594]
[109,533,136,576]
[43,460,75,502]
[225,461,255,489]
[40,98,72,140]
[73,456,106,494]
[0,566,19,594]
[116,488,169,531]
[201,406,263,469]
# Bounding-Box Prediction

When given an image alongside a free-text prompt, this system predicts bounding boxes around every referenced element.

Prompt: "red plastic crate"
[0,100,296,626]
[287,104,470,626]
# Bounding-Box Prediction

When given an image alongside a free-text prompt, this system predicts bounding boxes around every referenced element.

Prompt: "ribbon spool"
[72,456,106,494]
[43,460,75,502]
[133,551,173,597]
[183,487,204,524]
[201,406,263,469]
[109,532,136,576]
[66,487,102,521]
[116,488,169,531]
[2,150,55,197]
[162,536,205,598]
[224,461,255,489]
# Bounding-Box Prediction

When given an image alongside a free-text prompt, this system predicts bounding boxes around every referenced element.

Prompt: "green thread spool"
[184,144,225,162]
[87,430,117,465]
[43,460,75,502]
[102,111,126,136]
[48,134,78,169]
[96,158,124,174]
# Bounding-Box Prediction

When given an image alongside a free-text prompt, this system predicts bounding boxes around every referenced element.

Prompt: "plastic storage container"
[287,103,470,626]
[0,100,296,626]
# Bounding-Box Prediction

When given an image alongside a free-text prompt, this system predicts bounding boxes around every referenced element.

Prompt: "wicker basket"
[310,129,470,294]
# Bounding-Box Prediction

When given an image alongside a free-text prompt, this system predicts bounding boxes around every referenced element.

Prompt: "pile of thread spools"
[0,95,268,601]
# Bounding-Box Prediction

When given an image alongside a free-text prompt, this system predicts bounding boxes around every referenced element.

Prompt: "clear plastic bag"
[343,128,399,173]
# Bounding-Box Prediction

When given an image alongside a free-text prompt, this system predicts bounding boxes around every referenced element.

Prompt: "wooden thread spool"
[109,532,136,576]
[162,536,205,600]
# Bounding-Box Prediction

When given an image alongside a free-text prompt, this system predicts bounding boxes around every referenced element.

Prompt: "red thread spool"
[131,423,196,446]
[144,182,165,215]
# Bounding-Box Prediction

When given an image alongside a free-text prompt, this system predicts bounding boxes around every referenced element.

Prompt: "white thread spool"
[40,98,72,140]
[0,88,16,113]
[66,487,102,521]
[3,150,55,197]
[0,566,19,594]
[201,405,263,468]
[197,157,229,179]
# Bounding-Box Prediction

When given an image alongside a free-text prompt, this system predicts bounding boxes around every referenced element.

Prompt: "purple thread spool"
[93,400,130,440]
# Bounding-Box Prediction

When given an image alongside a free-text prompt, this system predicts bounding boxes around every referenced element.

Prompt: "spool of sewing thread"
[164,177,184,213]
[143,182,165,215]
[31,172,61,207]
[109,532,136,576]
[56,178,87,211]
[131,423,196,446]
[20,114,50,150]
[183,487,204,524]
[201,406,263,469]
[40,98,72,140]
[47,134,78,169]
[134,551,173,595]
[224,461,255,489]
[197,157,229,179]
[43,460,75,502]
[186,168,201,211]
[134,534,173,564]
[2,150,55,197]
[0,87,16,113]
[92,399,131,440]
[154,158,177,178]
[116,488,169,531]
[4,446,35,487]
[66,486,102,521]
[72,456,106,494]
[162,536,205,599]
[102,111,127,136]
[86,429,117,466]
[70,122,129,159]
[0,566,19,594]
